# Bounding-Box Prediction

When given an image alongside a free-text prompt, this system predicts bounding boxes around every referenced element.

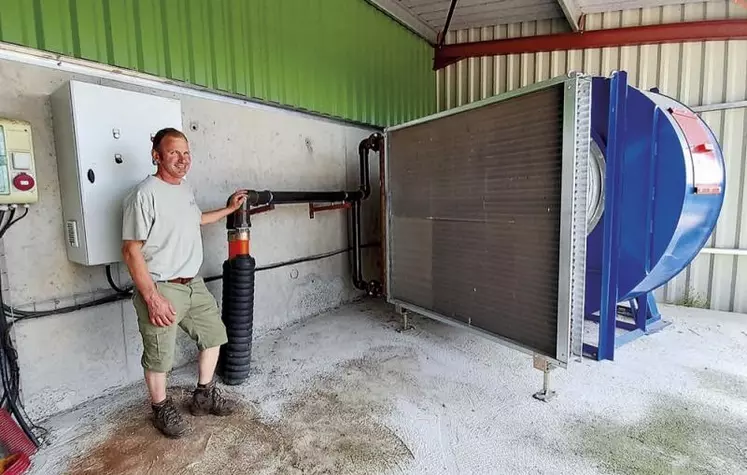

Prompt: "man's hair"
[151,127,187,152]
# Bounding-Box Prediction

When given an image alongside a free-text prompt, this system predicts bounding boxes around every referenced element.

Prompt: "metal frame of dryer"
[581,71,667,362]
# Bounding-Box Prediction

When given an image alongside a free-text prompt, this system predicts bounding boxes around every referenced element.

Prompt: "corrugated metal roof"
[577,0,717,14]
[376,0,730,37]
[436,1,747,312]
[392,0,565,31]
[0,0,435,127]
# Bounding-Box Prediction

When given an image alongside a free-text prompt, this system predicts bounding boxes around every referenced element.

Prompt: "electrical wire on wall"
[2,242,381,323]
[0,206,46,447]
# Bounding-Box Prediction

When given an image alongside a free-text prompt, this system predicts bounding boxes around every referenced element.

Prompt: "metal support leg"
[532,356,556,402]
[394,304,414,332]
[635,293,649,331]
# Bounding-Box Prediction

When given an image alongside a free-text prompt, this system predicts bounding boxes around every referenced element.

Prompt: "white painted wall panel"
[436,0,747,311]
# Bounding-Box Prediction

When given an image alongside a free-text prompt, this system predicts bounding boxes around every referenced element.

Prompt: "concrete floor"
[26,300,747,475]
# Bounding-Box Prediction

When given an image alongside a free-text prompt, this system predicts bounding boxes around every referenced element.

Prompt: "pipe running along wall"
[217,133,383,385]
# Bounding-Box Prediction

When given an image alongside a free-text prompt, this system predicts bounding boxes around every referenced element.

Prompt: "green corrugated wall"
[0,0,435,127]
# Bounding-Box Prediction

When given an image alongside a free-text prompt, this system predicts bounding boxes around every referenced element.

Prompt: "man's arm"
[200,207,237,226]
[200,190,248,226]
[122,240,176,327]
[121,240,157,299]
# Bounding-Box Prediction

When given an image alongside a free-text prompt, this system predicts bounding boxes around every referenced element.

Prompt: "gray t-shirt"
[121,175,203,281]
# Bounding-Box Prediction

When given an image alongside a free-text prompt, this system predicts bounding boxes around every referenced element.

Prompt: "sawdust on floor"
[66,350,416,475]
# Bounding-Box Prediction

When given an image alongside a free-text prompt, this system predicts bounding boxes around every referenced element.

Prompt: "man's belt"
[167,277,194,285]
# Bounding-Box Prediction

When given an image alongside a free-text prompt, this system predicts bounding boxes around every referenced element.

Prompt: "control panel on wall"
[0,119,39,205]
[51,80,183,266]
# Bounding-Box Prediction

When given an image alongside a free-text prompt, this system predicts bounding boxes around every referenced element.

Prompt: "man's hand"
[122,240,175,326]
[145,291,177,327]
[228,189,248,211]
[201,190,249,225]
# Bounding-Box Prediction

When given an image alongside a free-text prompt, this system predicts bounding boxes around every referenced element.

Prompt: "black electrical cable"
[5,207,27,230]
[4,242,382,320]
[0,208,15,235]
[105,265,132,294]
[0,209,45,447]
[203,241,380,283]
[5,293,131,323]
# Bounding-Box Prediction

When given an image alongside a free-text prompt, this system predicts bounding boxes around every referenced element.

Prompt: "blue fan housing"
[584,77,725,315]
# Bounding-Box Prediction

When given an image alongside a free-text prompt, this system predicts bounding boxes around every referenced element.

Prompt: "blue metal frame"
[581,72,697,361]
[582,72,668,361]
[594,71,627,361]
[583,294,665,359]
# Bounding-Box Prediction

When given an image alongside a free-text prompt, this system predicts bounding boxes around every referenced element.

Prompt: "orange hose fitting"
[228,229,251,259]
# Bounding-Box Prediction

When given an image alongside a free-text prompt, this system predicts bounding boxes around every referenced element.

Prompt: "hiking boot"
[152,396,189,438]
[190,380,237,417]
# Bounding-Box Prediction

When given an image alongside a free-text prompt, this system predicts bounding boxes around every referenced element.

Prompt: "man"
[121,127,247,438]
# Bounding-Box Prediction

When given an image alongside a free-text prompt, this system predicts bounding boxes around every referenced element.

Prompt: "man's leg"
[180,278,236,416]
[134,285,190,438]
[145,370,168,403]
[198,346,221,385]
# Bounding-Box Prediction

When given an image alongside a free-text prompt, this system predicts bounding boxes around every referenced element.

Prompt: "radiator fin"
[387,85,566,357]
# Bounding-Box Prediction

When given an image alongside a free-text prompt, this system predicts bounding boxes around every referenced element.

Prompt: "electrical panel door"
[0,119,39,205]
[52,81,183,266]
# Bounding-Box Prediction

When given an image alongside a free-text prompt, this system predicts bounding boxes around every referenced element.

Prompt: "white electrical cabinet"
[52,81,183,266]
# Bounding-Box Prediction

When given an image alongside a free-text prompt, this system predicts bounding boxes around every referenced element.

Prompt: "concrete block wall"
[0,58,381,419]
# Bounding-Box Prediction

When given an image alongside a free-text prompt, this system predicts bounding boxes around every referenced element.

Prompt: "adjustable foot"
[532,356,556,402]
[394,304,414,332]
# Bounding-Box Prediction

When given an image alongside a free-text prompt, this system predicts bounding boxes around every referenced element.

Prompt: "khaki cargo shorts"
[132,277,228,373]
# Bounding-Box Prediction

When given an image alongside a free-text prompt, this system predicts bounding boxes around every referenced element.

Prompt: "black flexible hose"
[218,255,255,386]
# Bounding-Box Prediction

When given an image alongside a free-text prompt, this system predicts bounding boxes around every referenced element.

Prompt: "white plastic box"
[51,80,183,266]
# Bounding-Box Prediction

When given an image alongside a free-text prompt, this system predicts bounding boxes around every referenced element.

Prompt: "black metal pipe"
[262,190,350,204]
[227,133,382,228]
[351,200,363,289]
[438,0,459,49]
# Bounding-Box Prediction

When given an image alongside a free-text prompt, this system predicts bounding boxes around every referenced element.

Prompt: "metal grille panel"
[386,79,587,361]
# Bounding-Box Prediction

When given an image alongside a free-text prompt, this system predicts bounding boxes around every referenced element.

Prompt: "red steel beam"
[434,20,747,70]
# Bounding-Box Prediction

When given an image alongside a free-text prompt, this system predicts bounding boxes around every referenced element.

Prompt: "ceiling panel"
[395,0,564,30]
[576,0,720,14]
[369,0,731,43]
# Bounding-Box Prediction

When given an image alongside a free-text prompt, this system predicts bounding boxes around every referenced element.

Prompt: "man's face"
[154,135,191,179]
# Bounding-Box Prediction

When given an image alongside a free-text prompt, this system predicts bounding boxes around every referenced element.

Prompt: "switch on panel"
[0,119,38,205]
[12,152,32,170]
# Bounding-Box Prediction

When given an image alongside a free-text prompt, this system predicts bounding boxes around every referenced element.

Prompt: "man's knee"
[193,317,228,351]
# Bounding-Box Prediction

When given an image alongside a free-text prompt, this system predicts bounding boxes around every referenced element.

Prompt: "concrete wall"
[0,57,381,419]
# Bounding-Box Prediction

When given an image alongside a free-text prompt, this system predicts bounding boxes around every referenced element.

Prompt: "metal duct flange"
[218,254,256,386]
[587,139,606,234]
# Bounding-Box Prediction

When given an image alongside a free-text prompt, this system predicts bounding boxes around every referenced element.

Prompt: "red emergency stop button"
[12,173,35,192]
